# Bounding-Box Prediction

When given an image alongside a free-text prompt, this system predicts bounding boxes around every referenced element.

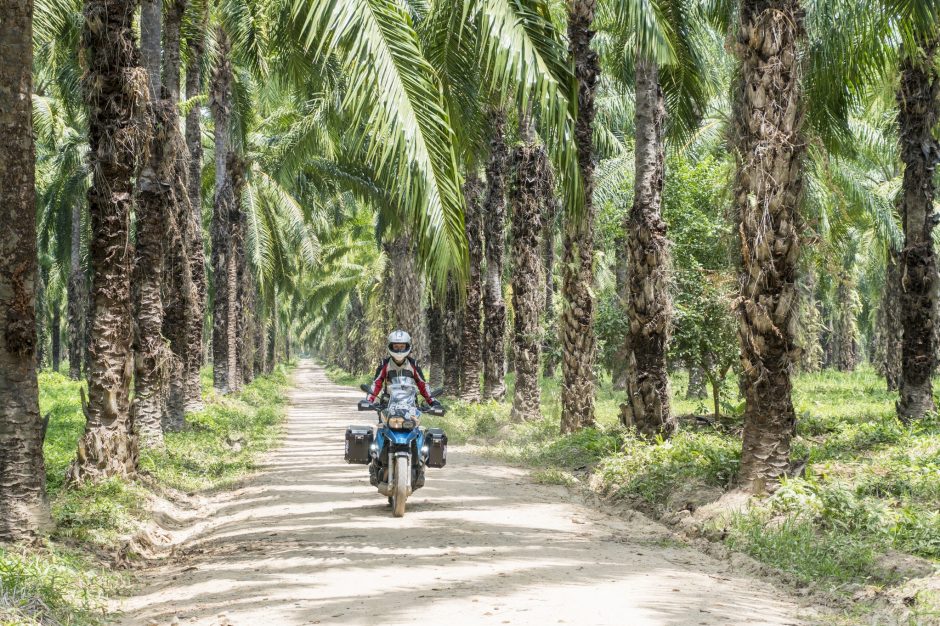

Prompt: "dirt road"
[116,361,817,626]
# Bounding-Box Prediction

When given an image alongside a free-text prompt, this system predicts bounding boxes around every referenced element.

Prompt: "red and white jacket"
[367,357,434,405]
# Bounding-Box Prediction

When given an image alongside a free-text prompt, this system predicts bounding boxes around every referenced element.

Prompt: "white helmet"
[387,330,412,364]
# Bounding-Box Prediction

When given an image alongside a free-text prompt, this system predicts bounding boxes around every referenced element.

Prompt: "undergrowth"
[1,366,292,626]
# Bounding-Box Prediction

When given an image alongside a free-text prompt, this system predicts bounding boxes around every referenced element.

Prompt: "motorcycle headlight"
[387,417,405,429]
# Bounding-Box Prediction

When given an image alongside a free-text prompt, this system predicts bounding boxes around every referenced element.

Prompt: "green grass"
[325,366,363,388]
[140,367,290,493]
[329,363,939,602]
[0,544,119,626]
[2,366,292,626]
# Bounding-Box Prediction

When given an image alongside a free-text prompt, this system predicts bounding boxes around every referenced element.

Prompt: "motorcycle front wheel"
[392,455,409,517]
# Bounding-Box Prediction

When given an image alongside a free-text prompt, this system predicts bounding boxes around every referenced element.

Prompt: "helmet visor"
[388,342,412,360]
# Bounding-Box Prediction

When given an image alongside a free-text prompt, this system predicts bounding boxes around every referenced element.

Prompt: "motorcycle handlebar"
[356,400,445,416]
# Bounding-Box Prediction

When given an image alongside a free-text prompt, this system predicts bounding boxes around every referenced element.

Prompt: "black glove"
[431,399,443,409]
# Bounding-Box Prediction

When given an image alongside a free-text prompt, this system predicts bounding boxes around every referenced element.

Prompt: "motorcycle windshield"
[387,380,419,417]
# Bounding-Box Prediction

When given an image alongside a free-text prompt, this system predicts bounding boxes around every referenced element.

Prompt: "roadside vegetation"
[0,365,292,626]
[330,366,940,623]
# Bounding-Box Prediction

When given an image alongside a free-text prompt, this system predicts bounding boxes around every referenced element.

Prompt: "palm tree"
[69,0,148,481]
[510,122,549,421]
[620,56,674,436]
[132,2,180,443]
[542,196,559,378]
[291,0,469,283]
[896,34,939,422]
[831,235,863,371]
[158,0,198,426]
[67,202,85,380]
[383,235,427,361]
[0,0,52,540]
[482,110,509,400]
[427,301,445,385]
[878,249,902,389]
[460,174,485,401]
[133,101,173,448]
[560,0,600,434]
[211,28,240,394]
[443,278,462,392]
[731,0,805,492]
[601,0,713,436]
[184,0,209,411]
[141,0,162,98]
[32,94,89,381]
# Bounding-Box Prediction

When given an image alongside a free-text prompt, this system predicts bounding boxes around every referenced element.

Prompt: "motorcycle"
[345,380,448,517]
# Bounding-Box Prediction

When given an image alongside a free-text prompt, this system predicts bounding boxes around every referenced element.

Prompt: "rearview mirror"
[430,387,444,398]
[359,383,371,394]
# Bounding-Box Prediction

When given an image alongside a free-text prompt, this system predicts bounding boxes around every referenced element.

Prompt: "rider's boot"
[413,465,426,490]
[369,461,380,486]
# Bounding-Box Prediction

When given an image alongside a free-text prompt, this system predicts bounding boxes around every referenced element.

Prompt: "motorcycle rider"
[365,330,439,408]
[365,330,441,490]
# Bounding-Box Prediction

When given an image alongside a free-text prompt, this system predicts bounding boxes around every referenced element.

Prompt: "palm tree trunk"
[162,0,184,101]
[134,17,175,436]
[460,174,485,401]
[611,234,630,390]
[880,250,902,390]
[0,0,52,538]
[621,57,675,438]
[161,123,195,432]
[68,203,85,380]
[685,362,707,399]
[384,236,426,361]
[350,291,368,375]
[227,154,246,392]
[140,0,161,99]
[211,30,234,394]
[796,267,823,372]
[183,3,207,410]
[443,279,462,393]
[35,271,46,370]
[542,198,559,379]
[560,0,600,433]
[70,0,146,481]
[427,301,444,386]
[897,37,939,423]
[732,0,805,492]
[266,315,277,374]
[482,110,508,400]
[833,272,859,372]
[133,102,174,449]
[254,316,265,376]
[239,254,256,386]
[509,135,547,421]
[52,304,62,373]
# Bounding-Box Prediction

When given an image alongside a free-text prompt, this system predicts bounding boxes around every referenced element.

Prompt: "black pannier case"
[425,428,448,468]
[345,426,373,464]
